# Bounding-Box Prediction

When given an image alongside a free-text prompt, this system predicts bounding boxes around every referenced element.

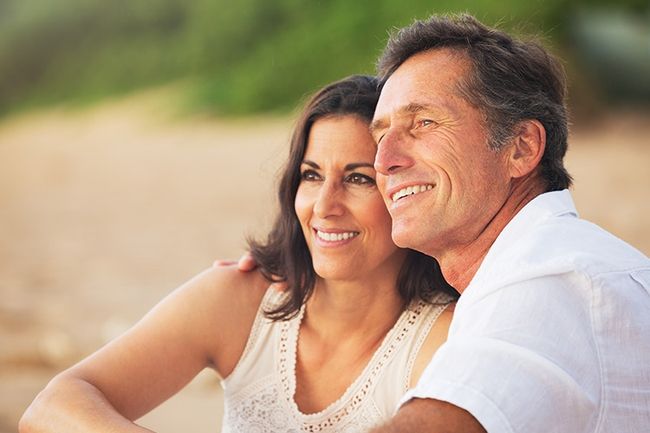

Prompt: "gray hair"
[377,13,572,191]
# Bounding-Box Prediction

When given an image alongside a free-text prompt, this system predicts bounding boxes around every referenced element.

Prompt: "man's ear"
[507,119,546,179]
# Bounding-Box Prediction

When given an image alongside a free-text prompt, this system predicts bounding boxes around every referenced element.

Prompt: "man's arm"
[371,399,486,433]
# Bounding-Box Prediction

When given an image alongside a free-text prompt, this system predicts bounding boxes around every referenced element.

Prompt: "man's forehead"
[373,86,460,123]
[374,51,470,119]
[391,48,468,78]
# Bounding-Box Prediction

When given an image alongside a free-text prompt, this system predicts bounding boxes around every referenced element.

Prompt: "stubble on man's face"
[372,48,513,261]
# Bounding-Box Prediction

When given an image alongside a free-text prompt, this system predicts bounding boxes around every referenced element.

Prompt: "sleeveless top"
[220,288,453,433]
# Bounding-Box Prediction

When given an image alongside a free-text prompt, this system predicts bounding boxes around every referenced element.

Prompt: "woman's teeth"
[391,184,433,202]
[316,230,359,241]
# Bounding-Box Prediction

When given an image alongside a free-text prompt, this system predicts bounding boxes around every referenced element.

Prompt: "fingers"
[212,253,257,271]
[213,253,288,294]
[213,259,237,267]
[237,252,257,272]
[270,281,289,293]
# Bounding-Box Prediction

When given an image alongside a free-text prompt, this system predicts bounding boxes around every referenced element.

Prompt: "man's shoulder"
[479,204,648,288]
[528,215,646,269]
[462,199,650,325]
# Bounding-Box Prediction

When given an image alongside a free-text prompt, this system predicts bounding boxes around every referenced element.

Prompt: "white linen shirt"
[402,190,650,433]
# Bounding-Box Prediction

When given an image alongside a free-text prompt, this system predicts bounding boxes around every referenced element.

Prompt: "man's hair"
[377,13,572,191]
[248,75,458,320]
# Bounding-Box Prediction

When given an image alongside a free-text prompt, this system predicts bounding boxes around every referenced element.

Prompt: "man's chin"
[391,221,437,256]
[391,224,418,250]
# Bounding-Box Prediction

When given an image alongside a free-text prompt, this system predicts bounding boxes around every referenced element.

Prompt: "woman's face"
[295,115,406,282]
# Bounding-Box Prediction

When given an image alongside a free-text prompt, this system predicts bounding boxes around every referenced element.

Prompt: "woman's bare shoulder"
[183,265,270,376]
[178,264,270,337]
[409,302,455,387]
[193,263,269,303]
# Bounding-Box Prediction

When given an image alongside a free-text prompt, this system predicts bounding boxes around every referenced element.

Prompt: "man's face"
[371,49,513,258]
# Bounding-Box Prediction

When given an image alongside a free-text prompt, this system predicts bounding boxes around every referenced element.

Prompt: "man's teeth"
[316,230,359,242]
[391,184,434,202]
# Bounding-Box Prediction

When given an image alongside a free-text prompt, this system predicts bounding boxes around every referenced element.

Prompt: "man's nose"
[314,181,345,218]
[374,129,414,175]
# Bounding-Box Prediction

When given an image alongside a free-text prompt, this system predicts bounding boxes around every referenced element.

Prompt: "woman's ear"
[507,119,546,179]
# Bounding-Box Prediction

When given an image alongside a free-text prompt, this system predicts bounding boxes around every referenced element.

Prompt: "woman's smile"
[294,115,406,281]
[313,227,361,246]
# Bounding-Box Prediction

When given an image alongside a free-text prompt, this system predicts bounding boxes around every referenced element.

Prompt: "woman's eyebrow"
[302,161,374,171]
[345,162,374,171]
[301,160,320,169]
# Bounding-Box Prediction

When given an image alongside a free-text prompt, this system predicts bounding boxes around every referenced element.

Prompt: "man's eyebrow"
[369,118,388,135]
[403,102,430,114]
[369,102,437,134]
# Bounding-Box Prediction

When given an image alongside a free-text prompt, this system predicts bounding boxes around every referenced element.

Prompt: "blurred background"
[1,0,648,432]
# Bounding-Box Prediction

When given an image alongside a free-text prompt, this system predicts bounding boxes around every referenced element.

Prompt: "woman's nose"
[313,181,345,218]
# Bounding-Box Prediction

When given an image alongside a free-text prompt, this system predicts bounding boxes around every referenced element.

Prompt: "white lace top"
[220,288,452,433]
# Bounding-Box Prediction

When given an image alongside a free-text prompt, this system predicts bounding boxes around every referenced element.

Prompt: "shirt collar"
[466,189,577,290]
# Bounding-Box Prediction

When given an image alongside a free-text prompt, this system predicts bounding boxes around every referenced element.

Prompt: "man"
[365,13,650,433]
[232,13,650,432]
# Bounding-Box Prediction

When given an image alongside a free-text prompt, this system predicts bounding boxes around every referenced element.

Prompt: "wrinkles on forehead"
[370,97,462,135]
[371,49,484,139]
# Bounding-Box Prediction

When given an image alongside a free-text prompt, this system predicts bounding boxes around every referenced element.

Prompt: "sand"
[1,93,648,432]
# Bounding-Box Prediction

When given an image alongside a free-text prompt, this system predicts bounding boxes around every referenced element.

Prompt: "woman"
[20,75,457,433]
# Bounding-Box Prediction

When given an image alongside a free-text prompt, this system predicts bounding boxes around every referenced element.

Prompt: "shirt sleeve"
[401,275,601,433]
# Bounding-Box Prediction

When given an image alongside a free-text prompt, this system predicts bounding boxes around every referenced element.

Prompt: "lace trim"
[403,292,454,391]
[279,299,430,430]
[223,377,301,432]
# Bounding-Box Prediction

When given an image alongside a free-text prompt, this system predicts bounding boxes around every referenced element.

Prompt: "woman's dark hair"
[377,13,572,191]
[248,74,458,321]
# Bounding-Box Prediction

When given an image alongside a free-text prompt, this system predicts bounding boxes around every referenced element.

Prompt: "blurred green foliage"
[0,0,647,116]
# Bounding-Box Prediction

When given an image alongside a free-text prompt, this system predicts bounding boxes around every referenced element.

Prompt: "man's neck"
[440,180,546,293]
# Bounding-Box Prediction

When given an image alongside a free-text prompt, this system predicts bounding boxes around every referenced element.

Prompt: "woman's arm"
[19,266,268,432]
[20,374,156,433]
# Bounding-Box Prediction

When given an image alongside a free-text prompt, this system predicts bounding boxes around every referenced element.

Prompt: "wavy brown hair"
[249,75,458,320]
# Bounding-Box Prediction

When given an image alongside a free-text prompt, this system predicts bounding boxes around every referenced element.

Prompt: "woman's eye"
[346,173,376,185]
[300,170,321,181]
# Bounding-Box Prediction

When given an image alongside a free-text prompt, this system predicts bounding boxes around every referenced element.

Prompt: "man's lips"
[388,183,435,203]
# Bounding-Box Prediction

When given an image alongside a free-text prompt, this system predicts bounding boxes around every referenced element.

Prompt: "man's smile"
[389,183,435,203]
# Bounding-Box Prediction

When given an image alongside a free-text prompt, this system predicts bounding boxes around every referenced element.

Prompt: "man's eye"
[418,119,435,127]
[300,170,321,181]
[346,173,376,185]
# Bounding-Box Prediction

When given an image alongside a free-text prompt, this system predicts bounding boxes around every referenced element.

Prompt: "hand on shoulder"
[213,252,289,292]
[202,261,269,304]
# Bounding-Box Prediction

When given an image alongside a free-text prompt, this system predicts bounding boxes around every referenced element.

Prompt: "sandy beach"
[1,93,648,432]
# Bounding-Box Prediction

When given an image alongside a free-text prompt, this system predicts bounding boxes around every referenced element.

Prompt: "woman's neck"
[303,276,404,343]
[292,273,406,414]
